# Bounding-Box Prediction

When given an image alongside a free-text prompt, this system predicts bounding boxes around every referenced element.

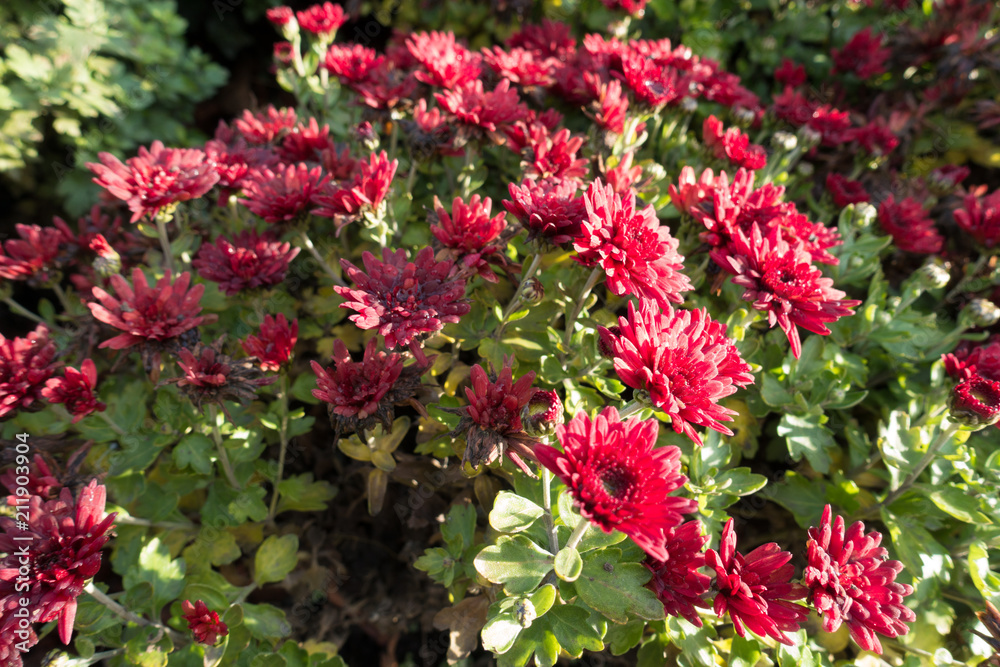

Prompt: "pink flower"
[41,360,106,423]
[181,600,229,645]
[0,223,73,285]
[506,20,576,60]
[323,43,385,85]
[851,119,899,156]
[265,6,294,26]
[241,313,298,372]
[586,77,630,135]
[706,519,809,645]
[702,115,767,170]
[535,407,695,560]
[234,106,297,144]
[430,195,509,283]
[599,298,754,445]
[669,166,722,217]
[644,521,711,625]
[435,80,528,145]
[240,162,330,223]
[193,230,300,295]
[617,51,684,108]
[87,141,219,222]
[335,247,470,364]
[482,46,556,87]
[312,151,397,224]
[504,178,587,248]
[832,28,891,79]
[0,324,59,421]
[406,31,482,89]
[278,118,335,163]
[805,505,915,654]
[877,195,943,254]
[954,189,1000,249]
[295,2,346,37]
[520,125,589,183]
[575,179,692,308]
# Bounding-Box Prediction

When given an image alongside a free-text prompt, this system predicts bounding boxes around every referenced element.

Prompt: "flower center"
[599,465,633,499]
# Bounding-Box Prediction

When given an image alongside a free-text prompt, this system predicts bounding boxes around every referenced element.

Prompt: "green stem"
[945,254,989,302]
[114,515,196,530]
[208,404,240,489]
[562,267,603,348]
[3,297,47,326]
[156,215,174,274]
[618,400,644,419]
[494,254,544,341]
[298,230,346,286]
[84,583,185,644]
[540,464,559,556]
[97,410,127,437]
[268,373,291,521]
[460,147,477,198]
[404,161,418,196]
[389,117,399,158]
[564,517,590,552]
[51,282,73,314]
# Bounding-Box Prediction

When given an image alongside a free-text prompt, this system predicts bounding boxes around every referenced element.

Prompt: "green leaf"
[255,534,299,585]
[777,413,835,473]
[122,537,186,616]
[769,471,827,528]
[882,510,953,583]
[557,488,627,551]
[276,474,337,514]
[605,619,645,655]
[575,548,664,623]
[968,543,1000,603]
[441,502,477,553]
[474,535,553,595]
[554,547,582,582]
[925,485,991,524]
[714,468,767,496]
[877,411,927,486]
[730,635,763,667]
[490,491,545,533]
[243,602,292,641]
[482,602,524,654]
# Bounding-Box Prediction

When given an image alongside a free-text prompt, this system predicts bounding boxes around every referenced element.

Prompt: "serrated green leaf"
[777,413,835,473]
[243,602,292,641]
[122,537,186,616]
[714,468,767,496]
[925,486,990,524]
[769,471,827,528]
[968,543,1000,603]
[491,491,545,533]
[575,548,663,623]
[474,535,553,595]
[606,619,645,655]
[255,534,299,585]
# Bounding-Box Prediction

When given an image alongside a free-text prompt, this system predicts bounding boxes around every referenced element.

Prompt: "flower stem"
[564,517,590,551]
[114,515,196,530]
[494,253,544,341]
[618,400,644,419]
[3,297,47,326]
[268,373,291,521]
[945,254,989,302]
[156,215,174,274]
[208,404,240,488]
[51,282,74,314]
[97,410,127,437]
[540,464,559,556]
[85,583,185,644]
[562,267,602,349]
[857,420,962,520]
[405,161,418,196]
[460,147,477,198]
[298,230,346,286]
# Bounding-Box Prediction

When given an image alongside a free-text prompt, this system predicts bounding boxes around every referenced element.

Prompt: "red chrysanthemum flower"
[832,27,890,80]
[449,359,538,475]
[600,0,648,16]
[0,480,116,644]
[505,110,564,158]
[851,119,899,157]
[0,324,59,421]
[406,31,482,90]
[41,360,106,423]
[234,106,297,145]
[278,118,335,163]
[644,520,711,626]
[585,76,630,136]
[506,19,576,60]
[265,6,294,26]
[482,46,556,88]
[88,268,213,363]
[604,152,644,198]
[87,141,219,223]
[930,164,970,191]
[295,2,346,37]
[312,151,397,224]
[239,162,329,224]
[949,375,1000,428]
[193,231,300,296]
[575,179,692,308]
[204,136,279,198]
[520,125,589,184]
[241,313,298,372]
[810,106,854,146]
[536,407,695,560]
[0,613,37,667]
[707,519,809,644]
[711,226,860,359]
[0,223,74,285]
[877,195,943,255]
[311,337,428,441]
[350,63,418,112]
[805,505,916,654]
[181,600,229,646]
[522,389,563,436]
[335,247,470,365]
[943,336,1000,382]
[403,99,462,159]
[774,58,807,87]
[599,299,754,445]
[826,173,870,209]
[702,116,767,171]
[617,51,684,108]
[669,166,722,217]
[430,195,508,283]
[1,454,62,503]
[954,189,1000,249]
[773,85,817,127]
[504,178,587,248]
[435,80,528,145]
[162,339,276,412]
[323,43,385,85]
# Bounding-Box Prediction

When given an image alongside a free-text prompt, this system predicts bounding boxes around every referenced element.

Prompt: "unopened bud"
[795,161,814,177]
[963,298,1000,328]
[89,234,121,278]
[948,376,1000,429]
[771,131,797,152]
[356,121,379,151]
[523,278,544,305]
[918,258,951,291]
[797,126,822,149]
[597,325,621,359]
[732,107,755,127]
[680,97,698,114]
[514,599,537,628]
[522,389,562,436]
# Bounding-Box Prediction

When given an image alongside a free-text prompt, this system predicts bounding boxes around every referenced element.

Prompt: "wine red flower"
[295,2,346,37]
[954,189,1000,249]
[877,195,943,254]
[826,173,870,208]
[702,115,767,170]
[504,178,587,247]
[706,519,809,645]
[809,105,854,146]
[406,31,481,89]
[430,195,509,283]
[832,27,890,79]
[312,151,397,224]
[805,505,916,654]
[0,614,37,667]
[265,6,293,26]
[599,298,753,445]
[575,179,692,308]
[617,51,684,108]
[600,0,648,16]
[851,119,899,156]
[506,19,576,60]
[0,453,61,502]
[711,225,860,359]
[240,162,330,223]
[520,125,589,183]
[241,313,298,372]
[181,600,229,646]
[774,58,806,87]
[522,389,563,436]
[193,231,300,295]
[204,137,279,201]
[87,141,219,223]
[335,247,470,365]
[323,43,385,85]
[535,406,695,560]
[435,79,528,145]
[644,520,711,626]
[949,375,1000,428]
[603,152,643,198]
[482,46,556,88]
[0,223,74,285]
[403,99,462,159]
[0,480,116,644]
[234,106,297,144]
[943,336,1000,382]
[0,324,59,421]
[162,339,276,412]
[41,360,106,423]
[278,118,335,163]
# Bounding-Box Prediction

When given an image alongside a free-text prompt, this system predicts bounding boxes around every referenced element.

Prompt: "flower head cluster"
[240,163,330,223]
[295,2,346,38]
[706,519,809,644]
[943,336,1000,382]
[877,195,943,254]
[430,195,509,282]
[535,407,695,560]
[504,178,587,247]
[233,106,298,144]
[576,179,692,308]
[435,80,528,145]
[954,188,1000,249]
[335,247,470,365]
[0,480,116,645]
[241,313,298,372]
[702,115,767,170]
[599,299,754,445]
[0,223,74,285]
[41,359,106,423]
[407,31,482,89]
[832,28,890,79]
[644,520,711,625]
[162,339,276,412]
[193,231,300,295]
[805,505,915,653]
[312,151,397,226]
[181,600,229,646]
[87,141,219,222]
[0,324,59,421]
[519,124,589,183]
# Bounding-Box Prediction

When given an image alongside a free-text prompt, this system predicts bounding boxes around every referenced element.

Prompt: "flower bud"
[356,121,379,152]
[680,97,698,114]
[797,126,822,149]
[771,131,797,152]
[795,161,814,177]
[273,41,294,67]
[89,234,121,278]
[633,388,653,407]
[514,598,537,628]
[917,258,951,291]
[732,107,755,127]
[597,325,621,359]
[522,389,562,436]
[962,299,1000,329]
[948,376,1000,429]
[522,277,544,305]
